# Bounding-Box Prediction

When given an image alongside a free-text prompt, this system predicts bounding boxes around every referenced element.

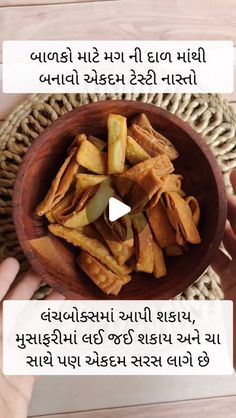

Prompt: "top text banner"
[2,41,234,94]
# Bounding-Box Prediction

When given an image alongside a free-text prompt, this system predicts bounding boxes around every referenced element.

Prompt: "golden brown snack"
[150,174,183,208]
[147,200,176,248]
[116,154,174,196]
[88,135,106,151]
[132,212,154,273]
[78,251,131,296]
[153,241,167,278]
[165,192,201,244]
[108,113,127,174]
[126,135,150,165]
[131,113,179,160]
[104,208,134,248]
[75,173,108,197]
[94,217,134,265]
[61,180,114,228]
[76,138,107,174]
[45,191,74,223]
[128,169,162,212]
[185,196,200,226]
[49,224,132,276]
[36,149,79,216]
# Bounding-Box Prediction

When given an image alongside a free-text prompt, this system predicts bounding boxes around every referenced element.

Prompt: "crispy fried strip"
[104,209,134,248]
[36,149,79,216]
[126,135,150,165]
[108,114,127,174]
[115,154,174,196]
[131,212,154,273]
[128,169,163,212]
[49,224,132,276]
[62,180,114,228]
[68,133,86,154]
[46,191,74,223]
[94,217,134,265]
[76,139,107,174]
[57,186,97,224]
[78,251,131,296]
[165,243,184,256]
[131,113,179,160]
[185,196,200,226]
[153,241,167,278]
[150,174,183,208]
[165,192,201,244]
[147,200,176,248]
[88,135,106,151]
[75,173,108,197]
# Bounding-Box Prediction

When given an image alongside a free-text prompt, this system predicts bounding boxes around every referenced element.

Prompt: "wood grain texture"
[30,395,236,418]
[0,0,236,63]
[13,100,227,300]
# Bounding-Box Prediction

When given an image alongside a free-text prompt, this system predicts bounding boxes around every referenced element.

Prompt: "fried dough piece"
[78,251,131,296]
[62,180,114,228]
[76,139,107,174]
[150,174,183,208]
[128,169,162,212]
[45,191,74,223]
[104,209,134,248]
[131,212,154,273]
[108,114,127,174]
[165,243,184,256]
[153,241,167,278]
[165,192,201,244]
[57,186,97,225]
[116,154,174,196]
[75,173,108,198]
[126,135,150,165]
[147,200,176,248]
[88,135,106,151]
[131,113,179,160]
[49,224,132,276]
[36,149,79,216]
[94,217,134,265]
[185,196,200,226]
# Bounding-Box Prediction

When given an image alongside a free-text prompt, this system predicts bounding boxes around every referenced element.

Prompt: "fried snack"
[147,200,176,248]
[57,186,97,224]
[150,174,183,208]
[165,192,201,244]
[94,217,134,265]
[29,234,79,282]
[36,149,79,216]
[104,209,134,248]
[131,113,179,160]
[88,135,106,151]
[165,195,186,246]
[116,154,174,196]
[165,243,184,256]
[49,224,132,276]
[153,241,167,278]
[132,212,154,273]
[128,169,162,212]
[185,196,200,226]
[45,191,74,223]
[68,133,87,154]
[126,135,150,165]
[76,138,107,174]
[108,114,127,174]
[61,180,114,228]
[76,173,108,198]
[78,251,131,296]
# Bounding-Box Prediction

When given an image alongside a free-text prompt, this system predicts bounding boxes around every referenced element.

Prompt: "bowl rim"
[13,100,227,299]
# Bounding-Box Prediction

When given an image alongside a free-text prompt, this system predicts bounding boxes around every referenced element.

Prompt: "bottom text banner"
[3,300,233,375]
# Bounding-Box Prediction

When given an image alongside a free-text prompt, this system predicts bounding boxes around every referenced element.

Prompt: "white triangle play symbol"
[108,197,131,222]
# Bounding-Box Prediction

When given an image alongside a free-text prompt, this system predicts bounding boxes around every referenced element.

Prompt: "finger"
[230,169,236,194]
[45,290,66,301]
[210,248,230,276]
[227,194,236,235]
[223,224,236,259]
[5,268,43,300]
[0,257,20,300]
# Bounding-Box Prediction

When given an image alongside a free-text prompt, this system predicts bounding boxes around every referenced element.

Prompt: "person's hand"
[0,258,64,418]
[211,169,236,367]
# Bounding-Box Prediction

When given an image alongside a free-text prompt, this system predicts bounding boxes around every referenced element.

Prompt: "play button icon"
[108,197,131,222]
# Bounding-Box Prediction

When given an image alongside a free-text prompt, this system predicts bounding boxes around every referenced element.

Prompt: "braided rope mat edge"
[1,93,236,300]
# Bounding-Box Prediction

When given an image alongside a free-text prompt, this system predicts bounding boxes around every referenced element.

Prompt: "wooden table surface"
[1,1,236,417]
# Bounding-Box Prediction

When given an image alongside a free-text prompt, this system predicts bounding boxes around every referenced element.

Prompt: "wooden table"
[0,1,236,417]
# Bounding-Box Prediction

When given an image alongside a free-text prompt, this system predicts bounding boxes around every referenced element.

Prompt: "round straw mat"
[1,93,236,300]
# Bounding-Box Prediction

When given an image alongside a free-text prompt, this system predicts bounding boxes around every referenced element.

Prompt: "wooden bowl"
[13,100,227,299]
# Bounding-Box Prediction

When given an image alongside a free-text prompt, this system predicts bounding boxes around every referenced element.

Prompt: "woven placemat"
[1,93,236,300]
